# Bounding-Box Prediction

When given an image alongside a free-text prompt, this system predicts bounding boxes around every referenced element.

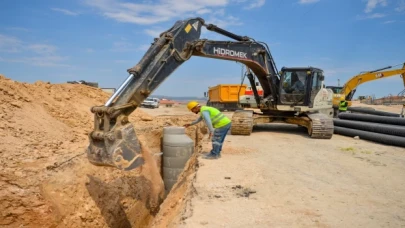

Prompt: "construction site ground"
[143,103,405,228]
[1,76,404,228]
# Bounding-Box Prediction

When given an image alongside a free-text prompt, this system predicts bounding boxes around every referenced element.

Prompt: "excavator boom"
[86,17,281,170]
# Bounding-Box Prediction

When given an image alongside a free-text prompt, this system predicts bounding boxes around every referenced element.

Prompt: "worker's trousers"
[210,123,231,156]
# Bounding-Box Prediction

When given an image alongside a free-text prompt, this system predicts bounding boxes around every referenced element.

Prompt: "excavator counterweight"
[86,17,334,171]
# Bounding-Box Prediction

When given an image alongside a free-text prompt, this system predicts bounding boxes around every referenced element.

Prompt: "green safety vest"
[339,101,348,111]
[200,106,231,128]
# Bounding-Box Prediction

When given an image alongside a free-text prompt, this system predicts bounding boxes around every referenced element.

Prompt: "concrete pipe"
[162,126,194,193]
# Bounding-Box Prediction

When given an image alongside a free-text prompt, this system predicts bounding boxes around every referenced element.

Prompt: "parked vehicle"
[141,97,160,108]
[204,84,247,111]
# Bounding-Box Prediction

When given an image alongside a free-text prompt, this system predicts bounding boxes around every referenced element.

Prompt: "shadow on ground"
[252,123,309,138]
[86,174,161,228]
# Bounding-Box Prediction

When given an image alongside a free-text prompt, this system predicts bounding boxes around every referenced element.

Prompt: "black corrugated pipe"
[333,119,405,137]
[338,113,405,126]
[334,126,405,148]
[347,107,400,117]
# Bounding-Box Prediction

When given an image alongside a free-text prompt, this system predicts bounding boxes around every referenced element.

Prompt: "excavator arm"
[342,63,405,100]
[87,17,280,170]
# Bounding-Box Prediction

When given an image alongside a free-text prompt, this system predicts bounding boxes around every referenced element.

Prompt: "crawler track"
[307,113,334,139]
[230,110,254,135]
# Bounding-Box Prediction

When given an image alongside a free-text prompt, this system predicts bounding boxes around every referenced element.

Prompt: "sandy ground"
[0,76,204,228]
[141,105,405,228]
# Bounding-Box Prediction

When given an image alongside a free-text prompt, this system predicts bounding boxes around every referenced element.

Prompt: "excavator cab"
[278,67,325,107]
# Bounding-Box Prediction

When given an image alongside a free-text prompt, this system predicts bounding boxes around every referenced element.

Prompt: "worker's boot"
[202,153,220,159]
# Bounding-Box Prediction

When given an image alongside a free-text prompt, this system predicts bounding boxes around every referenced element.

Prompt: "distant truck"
[101,88,117,94]
[141,97,160,108]
[204,84,247,111]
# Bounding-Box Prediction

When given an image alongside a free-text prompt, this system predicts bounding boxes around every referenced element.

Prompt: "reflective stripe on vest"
[200,106,231,128]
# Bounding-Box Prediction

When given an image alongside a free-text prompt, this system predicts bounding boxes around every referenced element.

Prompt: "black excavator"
[86,17,334,170]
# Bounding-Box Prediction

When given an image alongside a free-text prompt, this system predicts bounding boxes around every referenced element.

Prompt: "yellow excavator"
[327,63,405,116]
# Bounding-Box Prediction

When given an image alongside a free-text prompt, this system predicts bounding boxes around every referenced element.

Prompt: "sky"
[1,0,405,98]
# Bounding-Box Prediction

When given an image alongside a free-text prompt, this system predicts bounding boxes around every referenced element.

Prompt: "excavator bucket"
[86,119,145,171]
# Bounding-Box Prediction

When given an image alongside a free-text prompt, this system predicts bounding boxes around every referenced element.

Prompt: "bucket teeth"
[87,123,145,171]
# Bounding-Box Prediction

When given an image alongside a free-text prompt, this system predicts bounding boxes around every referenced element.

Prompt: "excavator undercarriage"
[231,110,334,139]
[86,17,334,171]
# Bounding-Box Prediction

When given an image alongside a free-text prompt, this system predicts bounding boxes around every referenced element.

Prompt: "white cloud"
[27,44,58,54]
[114,59,132,63]
[85,48,94,53]
[109,40,151,52]
[138,44,152,51]
[84,0,226,25]
[0,34,23,53]
[1,55,71,67]
[356,13,386,19]
[395,0,405,12]
[196,8,212,14]
[144,28,164,37]
[299,0,320,4]
[382,20,396,23]
[110,40,136,52]
[245,0,265,9]
[83,0,259,27]
[51,7,80,16]
[364,0,387,13]
[0,34,70,67]
[6,27,30,32]
[204,14,242,28]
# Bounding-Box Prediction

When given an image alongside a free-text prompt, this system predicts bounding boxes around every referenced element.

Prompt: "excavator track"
[307,113,334,139]
[230,110,254,135]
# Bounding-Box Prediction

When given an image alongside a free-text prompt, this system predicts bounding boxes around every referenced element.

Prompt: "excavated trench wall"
[0,75,205,228]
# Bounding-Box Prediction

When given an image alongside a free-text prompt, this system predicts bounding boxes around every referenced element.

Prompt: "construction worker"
[338,96,348,113]
[183,101,231,159]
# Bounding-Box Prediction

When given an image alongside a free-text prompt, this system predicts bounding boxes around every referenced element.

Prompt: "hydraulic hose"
[338,113,405,126]
[333,119,405,137]
[334,126,405,148]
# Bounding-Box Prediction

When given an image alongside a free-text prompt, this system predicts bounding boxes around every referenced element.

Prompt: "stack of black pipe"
[333,107,405,148]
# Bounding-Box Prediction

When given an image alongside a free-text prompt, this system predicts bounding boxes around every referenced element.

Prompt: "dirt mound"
[0,75,204,227]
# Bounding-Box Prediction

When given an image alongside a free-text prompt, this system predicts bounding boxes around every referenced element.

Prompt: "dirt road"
[142,106,405,228]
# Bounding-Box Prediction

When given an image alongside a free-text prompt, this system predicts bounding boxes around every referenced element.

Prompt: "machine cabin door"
[278,69,314,106]
[308,70,324,108]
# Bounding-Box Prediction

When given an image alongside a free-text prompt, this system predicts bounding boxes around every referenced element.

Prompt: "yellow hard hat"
[340,96,345,101]
[187,101,199,110]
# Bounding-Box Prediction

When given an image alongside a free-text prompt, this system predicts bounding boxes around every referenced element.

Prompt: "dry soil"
[0,75,205,228]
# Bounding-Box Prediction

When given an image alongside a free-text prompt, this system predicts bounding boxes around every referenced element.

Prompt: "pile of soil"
[0,75,205,227]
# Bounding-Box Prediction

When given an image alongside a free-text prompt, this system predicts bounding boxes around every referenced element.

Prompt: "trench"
[38,115,206,228]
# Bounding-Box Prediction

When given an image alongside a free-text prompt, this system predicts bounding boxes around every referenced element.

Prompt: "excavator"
[327,63,405,116]
[86,17,334,171]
